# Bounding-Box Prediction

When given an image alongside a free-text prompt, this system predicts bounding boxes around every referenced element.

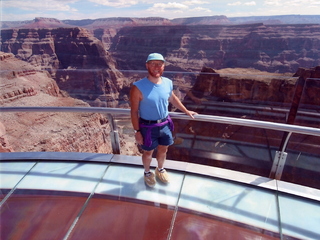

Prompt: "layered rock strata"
[1,27,125,107]
[0,52,112,153]
[110,23,320,73]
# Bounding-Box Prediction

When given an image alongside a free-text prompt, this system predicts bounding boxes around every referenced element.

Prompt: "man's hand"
[185,110,198,119]
[135,132,144,145]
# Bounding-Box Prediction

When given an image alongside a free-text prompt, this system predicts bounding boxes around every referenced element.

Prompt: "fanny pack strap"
[139,115,174,147]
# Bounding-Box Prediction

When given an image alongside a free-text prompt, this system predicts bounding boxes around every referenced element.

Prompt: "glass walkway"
[1,144,320,240]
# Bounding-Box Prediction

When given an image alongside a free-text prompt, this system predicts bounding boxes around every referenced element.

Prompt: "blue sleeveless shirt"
[133,77,173,120]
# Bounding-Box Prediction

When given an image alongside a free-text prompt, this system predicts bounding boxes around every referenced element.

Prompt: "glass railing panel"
[2,105,319,190]
[164,71,298,124]
[281,132,320,190]
[2,64,320,188]
[168,120,282,177]
[295,76,320,128]
[110,115,138,156]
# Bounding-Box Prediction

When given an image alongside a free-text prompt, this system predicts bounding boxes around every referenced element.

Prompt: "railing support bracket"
[270,151,288,180]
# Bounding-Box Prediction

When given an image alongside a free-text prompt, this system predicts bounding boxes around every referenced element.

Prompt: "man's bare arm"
[169,92,197,118]
[130,85,144,144]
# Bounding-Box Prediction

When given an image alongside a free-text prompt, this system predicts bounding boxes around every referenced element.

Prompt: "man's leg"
[142,149,154,172]
[156,145,168,169]
[142,149,156,187]
[155,145,170,183]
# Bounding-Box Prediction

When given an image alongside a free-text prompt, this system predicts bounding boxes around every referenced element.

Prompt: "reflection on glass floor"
[1,153,320,240]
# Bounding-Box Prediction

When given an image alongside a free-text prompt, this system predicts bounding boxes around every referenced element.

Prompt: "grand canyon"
[1,16,320,156]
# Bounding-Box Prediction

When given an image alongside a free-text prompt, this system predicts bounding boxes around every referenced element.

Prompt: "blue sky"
[1,0,320,21]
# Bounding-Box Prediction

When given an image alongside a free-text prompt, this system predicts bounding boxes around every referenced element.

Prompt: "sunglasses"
[148,62,164,67]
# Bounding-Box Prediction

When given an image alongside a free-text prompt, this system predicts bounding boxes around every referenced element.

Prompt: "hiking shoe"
[155,168,170,183]
[173,137,184,145]
[144,172,156,187]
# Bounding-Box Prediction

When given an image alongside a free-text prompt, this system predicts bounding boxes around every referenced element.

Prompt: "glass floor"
[1,152,320,240]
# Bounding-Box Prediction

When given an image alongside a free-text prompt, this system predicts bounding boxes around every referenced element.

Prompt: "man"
[130,53,197,187]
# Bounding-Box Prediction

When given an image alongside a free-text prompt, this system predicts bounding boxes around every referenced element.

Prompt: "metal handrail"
[2,106,320,137]
[2,106,320,181]
[183,99,320,118]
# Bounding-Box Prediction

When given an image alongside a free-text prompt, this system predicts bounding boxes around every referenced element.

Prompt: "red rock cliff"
[1,27,125,107]
[0,52,112,153]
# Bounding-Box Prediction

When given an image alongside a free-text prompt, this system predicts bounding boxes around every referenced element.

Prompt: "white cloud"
[148,2,189,12]
[228,1,242,6]
[190,7,212,13]
[88,0,138,7]
[228,1,256,6]
[264,0,282,6]
[244,1,256,6]
[53,0,78,2]
[264,0,320,9]
[2,0,77,11]
[183,0,209,5]
[287,0,320,6]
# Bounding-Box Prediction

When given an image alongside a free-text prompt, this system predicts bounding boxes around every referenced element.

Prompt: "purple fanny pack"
[139,115,174,147]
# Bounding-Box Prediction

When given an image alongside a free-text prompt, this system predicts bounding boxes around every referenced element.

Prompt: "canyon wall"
[0,27,127,107]
[3,15,320,30]
[1,23,320,114]
[110,23,320,73]
[0,52,112,153]
[181,66,320,114]
[1,19,320,104]
[2,18,320,76]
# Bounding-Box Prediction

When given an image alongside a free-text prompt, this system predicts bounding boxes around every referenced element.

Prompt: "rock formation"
[3,15,320,30]
[171,15,230,25]
[1,20,319,113]
[3,17,320,73]
[0,52,112,153]
[110,23,320,73]
[21,17,73,29]
[0,121,13,152]
[1,27,127,107]
[228,15,320,25]
[177,67,297,120]
[65,17,173,30]
[292,66,320,108]
[177,65,319,120]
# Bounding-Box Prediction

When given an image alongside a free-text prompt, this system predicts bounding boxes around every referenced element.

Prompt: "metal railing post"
[272,75,306,180]
[106,113,120,154]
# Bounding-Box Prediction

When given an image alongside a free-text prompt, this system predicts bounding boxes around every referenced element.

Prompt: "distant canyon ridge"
[1,16,320,74]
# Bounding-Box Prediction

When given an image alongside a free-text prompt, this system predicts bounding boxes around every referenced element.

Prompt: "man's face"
[146,60,165,78]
